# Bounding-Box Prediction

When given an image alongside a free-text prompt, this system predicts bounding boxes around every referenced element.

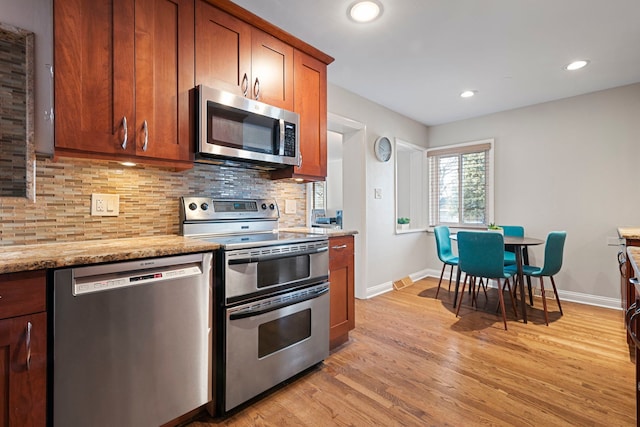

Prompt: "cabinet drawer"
[0,270,46,319]
[329,236,354,264]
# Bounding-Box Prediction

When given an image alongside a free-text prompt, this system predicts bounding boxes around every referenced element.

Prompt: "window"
[427,139,494,228]
[395,139,428,233]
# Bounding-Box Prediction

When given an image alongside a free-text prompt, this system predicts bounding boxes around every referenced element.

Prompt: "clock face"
[374,137,392,162]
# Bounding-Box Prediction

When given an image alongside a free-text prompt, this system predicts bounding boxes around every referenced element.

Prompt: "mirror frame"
[0,22,35,202]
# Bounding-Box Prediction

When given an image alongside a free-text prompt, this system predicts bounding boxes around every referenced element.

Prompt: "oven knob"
[269,203,275,210]
[201,203,209,211]
[261,203,267,210]
[188,202,198,211]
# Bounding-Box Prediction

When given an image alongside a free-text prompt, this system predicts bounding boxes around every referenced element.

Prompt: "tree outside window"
[428,140,494,228]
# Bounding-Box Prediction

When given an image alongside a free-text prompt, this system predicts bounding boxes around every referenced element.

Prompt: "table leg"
[515,245,528,323]
[453,267,462,308]
[523,247,533,305]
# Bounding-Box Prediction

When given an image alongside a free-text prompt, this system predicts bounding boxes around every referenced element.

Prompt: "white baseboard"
[365,268,622,310]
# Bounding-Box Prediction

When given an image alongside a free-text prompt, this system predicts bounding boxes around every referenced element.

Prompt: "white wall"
[328,84,432,298]
[428,83,640,307]
[1,0,54,155]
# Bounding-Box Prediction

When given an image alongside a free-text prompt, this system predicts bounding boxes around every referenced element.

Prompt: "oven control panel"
[180,197,279,222]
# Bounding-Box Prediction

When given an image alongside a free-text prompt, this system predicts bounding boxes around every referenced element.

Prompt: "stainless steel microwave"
[195,85,300,170]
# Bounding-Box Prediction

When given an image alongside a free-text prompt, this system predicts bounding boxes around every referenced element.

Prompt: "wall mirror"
[395,138,427,233]
[0,22,35,201]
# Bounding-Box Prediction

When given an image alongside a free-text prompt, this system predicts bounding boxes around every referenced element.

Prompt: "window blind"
[427,140,494,228]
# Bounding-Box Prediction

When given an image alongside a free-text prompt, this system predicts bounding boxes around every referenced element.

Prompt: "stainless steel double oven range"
[180,197,330,415]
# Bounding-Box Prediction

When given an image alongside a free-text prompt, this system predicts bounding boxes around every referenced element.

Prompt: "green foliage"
[397,217,411,224]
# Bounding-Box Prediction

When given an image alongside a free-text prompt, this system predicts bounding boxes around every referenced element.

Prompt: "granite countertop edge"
[618,227,640,240]
[280,227,359,237]
[0,235,221,275]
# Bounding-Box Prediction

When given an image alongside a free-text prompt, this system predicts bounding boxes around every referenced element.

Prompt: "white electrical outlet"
[91,193,119,216]
[285,199,296,214]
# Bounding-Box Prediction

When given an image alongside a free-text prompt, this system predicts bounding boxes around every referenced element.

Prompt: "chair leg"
[539,276,549,326]
[447,264,454,291]
[496,278,508,330]
[523,247,534,306]
[550,275,563,316]
[435,263,447,299]
[504,278,518,318]
[455,274,469,317]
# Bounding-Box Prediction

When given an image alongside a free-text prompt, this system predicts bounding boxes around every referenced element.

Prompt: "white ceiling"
[230,0,640,126]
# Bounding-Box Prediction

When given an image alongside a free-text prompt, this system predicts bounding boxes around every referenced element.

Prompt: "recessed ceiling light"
[565,60,589,71]
[460,90,476,98]
[348,1,382,23]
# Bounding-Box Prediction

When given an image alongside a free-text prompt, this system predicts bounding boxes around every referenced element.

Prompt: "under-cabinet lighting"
[348,1,382,23]
[460,90,476,98]
[120,162,137,167]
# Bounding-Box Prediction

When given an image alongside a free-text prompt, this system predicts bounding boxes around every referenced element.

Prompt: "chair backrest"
[457,231,505,278]
[539,231,567,276]
[434,225,454,262]
[500,225,524,237]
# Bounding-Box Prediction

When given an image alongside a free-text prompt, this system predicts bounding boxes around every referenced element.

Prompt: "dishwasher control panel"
[73,265,202,296]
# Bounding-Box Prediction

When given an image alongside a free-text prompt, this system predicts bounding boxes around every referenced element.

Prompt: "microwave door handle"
[279,119,285,155]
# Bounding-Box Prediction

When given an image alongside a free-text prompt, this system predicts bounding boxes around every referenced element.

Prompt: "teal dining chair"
[507,231,566,326]
[455,231,517,330]
[500,225,524,265]
[434,226,459,299]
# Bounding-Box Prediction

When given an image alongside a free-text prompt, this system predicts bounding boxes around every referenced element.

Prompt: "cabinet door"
[329,236,355,350]
[0,312,47,426]
[250,28,294,110]
[54,0,135,155]
[134,0,194,162]
[271,49,327,181]
[195,1,251,96]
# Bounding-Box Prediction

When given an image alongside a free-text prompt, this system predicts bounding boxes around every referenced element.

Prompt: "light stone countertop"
[618,227,640,240]
[0,235,221,274]
[280,227,358,238]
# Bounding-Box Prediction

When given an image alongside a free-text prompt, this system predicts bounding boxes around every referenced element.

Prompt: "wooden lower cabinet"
[329,235,355,350]
[0,271,47,427]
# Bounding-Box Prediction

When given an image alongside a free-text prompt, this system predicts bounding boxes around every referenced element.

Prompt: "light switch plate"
[91,193,119,216]
[374,188,382,199]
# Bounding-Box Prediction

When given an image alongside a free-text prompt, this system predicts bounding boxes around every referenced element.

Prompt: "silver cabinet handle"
[331,244,348,250]
[25,321,32,370]
[253,77,260,100]
[142,120,149,151]
[121,116,128,149]
[627,301,638,323]
[628,309,640,347]
[241,73,249,97]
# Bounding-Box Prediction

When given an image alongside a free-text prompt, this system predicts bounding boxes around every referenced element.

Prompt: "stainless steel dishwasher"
[51,252,213,427]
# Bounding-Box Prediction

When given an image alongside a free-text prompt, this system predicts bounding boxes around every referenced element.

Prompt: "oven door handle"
[229,286,329,320]
[228,246,328,265]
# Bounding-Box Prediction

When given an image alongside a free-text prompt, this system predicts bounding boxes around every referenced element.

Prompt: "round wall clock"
[374,136,392,162]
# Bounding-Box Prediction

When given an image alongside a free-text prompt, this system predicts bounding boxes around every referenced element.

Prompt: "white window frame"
[427,139,494,229]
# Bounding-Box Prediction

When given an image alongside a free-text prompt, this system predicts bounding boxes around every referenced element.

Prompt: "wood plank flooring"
[188,277,635,426]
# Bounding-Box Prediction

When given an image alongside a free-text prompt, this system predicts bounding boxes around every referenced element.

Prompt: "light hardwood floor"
[189,277,635,426]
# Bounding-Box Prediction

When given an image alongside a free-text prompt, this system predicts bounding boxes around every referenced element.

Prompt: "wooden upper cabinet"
[271,49,327,181]
[195,1,293,110]
[54,0,193,168]
[195,1,252,95]
[250,28,294,110]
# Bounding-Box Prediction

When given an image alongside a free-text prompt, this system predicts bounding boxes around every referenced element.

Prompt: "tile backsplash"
[0,156,307,246]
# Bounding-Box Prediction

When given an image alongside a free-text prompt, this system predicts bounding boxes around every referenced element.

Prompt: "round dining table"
[451,233,544,324]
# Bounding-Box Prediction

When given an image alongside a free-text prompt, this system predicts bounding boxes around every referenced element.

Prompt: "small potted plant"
[487,223,503,235]
[397,217,410,230]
